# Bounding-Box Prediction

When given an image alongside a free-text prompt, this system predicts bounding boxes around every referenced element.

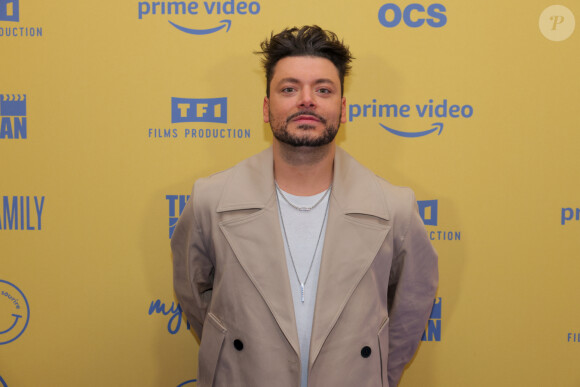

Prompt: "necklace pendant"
[298,207,311,212]
[300,283,305,303]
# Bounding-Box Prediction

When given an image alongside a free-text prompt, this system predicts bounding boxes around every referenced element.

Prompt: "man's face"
[263,56,347,147]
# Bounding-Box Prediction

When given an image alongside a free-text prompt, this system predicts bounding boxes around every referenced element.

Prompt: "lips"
[287,111,326,124]
[293,115,320,122]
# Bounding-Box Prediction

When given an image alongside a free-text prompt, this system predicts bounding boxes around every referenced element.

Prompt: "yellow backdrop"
[1,0,579,386]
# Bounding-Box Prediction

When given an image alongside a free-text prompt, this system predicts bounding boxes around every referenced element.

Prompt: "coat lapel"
[217,148,300,357]
[214,147,392,365]
[309,148,392,367]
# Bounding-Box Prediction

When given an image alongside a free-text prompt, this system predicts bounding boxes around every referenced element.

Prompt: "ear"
[340,96,347,123]
[263,97,270,123]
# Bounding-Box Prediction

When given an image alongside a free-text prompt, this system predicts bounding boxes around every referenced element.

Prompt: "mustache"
[286,111,327,124]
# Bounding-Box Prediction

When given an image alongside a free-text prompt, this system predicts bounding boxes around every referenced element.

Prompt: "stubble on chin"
[269,113,340,148]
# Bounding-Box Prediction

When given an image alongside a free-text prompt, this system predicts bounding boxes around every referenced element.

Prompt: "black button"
[361,346,371,358]
[233,339,244,351]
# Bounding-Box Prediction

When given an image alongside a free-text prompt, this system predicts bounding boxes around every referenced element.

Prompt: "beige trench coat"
[172,147,438,387]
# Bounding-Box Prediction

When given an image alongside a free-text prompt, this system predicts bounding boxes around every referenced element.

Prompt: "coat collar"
[217,146,390,221]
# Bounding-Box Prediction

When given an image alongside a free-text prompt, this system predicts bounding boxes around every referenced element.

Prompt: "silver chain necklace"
[275,181,332,212]
[275,184,331,303]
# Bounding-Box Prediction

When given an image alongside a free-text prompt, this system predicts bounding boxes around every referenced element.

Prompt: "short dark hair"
[257,25,353,97]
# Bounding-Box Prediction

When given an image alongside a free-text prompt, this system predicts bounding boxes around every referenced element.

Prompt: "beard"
[269,110,341,147]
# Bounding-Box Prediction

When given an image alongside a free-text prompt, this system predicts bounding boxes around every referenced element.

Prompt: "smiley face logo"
[0,280,30,345]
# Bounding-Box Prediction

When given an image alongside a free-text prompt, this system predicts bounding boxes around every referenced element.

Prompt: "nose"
[297,88,316,109]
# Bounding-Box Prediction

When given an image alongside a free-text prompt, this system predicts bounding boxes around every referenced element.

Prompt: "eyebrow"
[277,77,337,86]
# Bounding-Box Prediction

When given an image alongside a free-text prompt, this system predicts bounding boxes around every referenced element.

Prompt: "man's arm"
[171,189,214,340]
[387,192,438,385]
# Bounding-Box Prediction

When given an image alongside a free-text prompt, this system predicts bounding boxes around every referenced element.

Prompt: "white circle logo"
[539,5,575,41]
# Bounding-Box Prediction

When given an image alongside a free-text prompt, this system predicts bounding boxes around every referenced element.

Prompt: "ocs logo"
[0,279,30,345]
[378,3,446,28]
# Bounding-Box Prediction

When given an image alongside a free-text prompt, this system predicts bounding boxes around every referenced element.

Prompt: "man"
[172,25,438,387]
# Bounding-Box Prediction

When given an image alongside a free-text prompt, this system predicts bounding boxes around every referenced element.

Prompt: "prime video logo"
[137,0,261,35]
[561,207,579,225]
[0,94,26,139]
[0,0,18,22]
[172,97,227,124]
[348,99,473,138]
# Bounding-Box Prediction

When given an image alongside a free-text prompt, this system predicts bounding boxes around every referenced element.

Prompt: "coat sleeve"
[387,191,438,386]
[171,185,214,340]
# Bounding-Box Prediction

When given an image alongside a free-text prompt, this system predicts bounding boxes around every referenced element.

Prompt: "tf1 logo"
[171,97,227,124]
[418,200,438,226]
[0,0,19,22]
[378,3,446,28]
[167,195,189,239]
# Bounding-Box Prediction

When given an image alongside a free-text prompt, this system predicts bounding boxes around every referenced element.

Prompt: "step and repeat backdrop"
[1,0,578,386]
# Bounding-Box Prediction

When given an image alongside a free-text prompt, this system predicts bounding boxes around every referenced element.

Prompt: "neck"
[273,140,335,196]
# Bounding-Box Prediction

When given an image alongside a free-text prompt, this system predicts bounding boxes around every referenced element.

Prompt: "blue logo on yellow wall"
[169,19,230,35]
[149,299,190,334]
[378,3,446,28]
[418,199,438,226]
[177,380,197,386]
[172,97,227,124]
[138,1,261,35]
[0,95,26,139]
[348,98,473,138]
[421,297,441,342]
[1,196,45,230]
[167,195,189,238]
[0,1,43,37]
[379,122,443,138]
[561,207,579,225]
[0,279,30,345]
[0,0,18,22]
[417,199,461,241]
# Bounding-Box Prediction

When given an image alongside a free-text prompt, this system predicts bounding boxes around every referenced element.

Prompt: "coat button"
[233,339,244,351]
[361,346,371,358]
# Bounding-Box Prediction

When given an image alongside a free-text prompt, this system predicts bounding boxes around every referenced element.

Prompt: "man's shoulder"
[375,174,415,203]
[337,147,414,200]
[335,147,416,220]
[191,147,273,205]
